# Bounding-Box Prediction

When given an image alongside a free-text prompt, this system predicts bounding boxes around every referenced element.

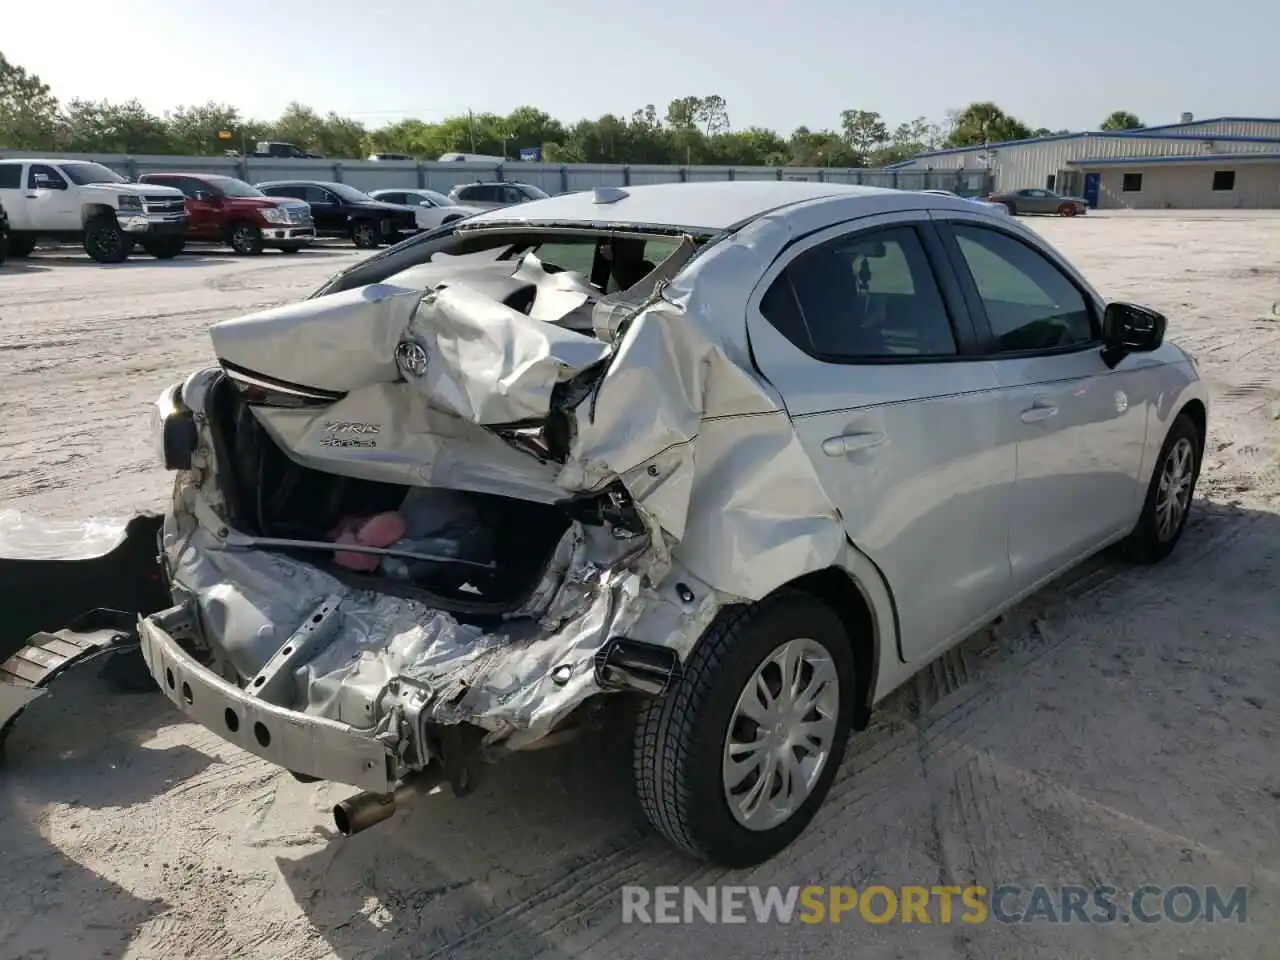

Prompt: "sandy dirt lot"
[1,221,1278,960]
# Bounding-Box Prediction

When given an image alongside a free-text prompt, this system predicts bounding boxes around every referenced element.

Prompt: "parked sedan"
[367,188,483,229]
[142,182,1204,869]
[988,187,1089,216]
[447,180,550,210]
[254,180,419,248]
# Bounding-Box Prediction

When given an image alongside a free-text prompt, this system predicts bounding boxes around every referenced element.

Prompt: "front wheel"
[229,222,264,256]
[1058,202,1078,217]
[352,220,382,249]
[633,590,855,867]
[1121,411,1202,563]
[83,218,133,264]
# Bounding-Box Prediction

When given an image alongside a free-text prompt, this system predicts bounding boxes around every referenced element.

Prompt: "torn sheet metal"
[161,512,718,747]
[203,217,845,605]
[407,281,610,426]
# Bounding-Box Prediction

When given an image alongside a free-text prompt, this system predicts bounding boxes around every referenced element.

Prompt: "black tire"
[142,235,185,259]
[8,234,37,258]
[277,244,302,254]
[229,222,264,256]
[633,590,856,867]
[83,217,133,263]
[1121,411,1202,564]
[351,220,382,249]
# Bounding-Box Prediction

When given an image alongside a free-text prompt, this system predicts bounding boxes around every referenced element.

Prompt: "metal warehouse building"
[889,115,1280,209]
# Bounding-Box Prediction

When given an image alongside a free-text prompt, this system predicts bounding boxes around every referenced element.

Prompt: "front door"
[1083,173,1101,208]
[745,213,1016,662]
[934,215,1150,589]
[28,164,78,230]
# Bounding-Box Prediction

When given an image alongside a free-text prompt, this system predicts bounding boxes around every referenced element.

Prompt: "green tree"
[60,99,171,153]
[0,52,61,148]
[1100,110,1143,131]
[943,102,1034,147]
[165,102,250,155]
[839,109,889,164]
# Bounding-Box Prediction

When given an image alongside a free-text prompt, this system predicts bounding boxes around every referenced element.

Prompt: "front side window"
[28,164,67,189]
[951,224,1094,352]
[760,224,959,361]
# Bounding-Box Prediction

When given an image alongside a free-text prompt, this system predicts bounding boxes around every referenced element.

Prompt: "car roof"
[256,180,345,189]
[463,180,907,232]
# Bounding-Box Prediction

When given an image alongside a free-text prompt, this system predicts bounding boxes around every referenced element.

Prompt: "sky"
[7,0,1279,135]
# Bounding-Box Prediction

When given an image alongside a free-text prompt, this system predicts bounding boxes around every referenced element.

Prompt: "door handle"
[822,431,886,456]
[1020,401,1059,423]
[24,193,38,199]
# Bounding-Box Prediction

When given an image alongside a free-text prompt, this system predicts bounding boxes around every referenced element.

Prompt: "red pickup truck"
[136,173,315,255]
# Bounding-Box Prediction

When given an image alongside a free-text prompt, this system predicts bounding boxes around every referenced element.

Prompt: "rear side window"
[0,163,22,189]
[760,225,959,360]
[950,224,1095,351]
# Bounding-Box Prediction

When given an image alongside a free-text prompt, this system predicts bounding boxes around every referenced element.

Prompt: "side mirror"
[193,190,214,203]
[1103,301,1166,354]
[32,174,62,190]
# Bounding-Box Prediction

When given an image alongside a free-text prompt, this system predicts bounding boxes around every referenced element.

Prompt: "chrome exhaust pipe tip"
[333,792,398,837]
[332,768,443,837]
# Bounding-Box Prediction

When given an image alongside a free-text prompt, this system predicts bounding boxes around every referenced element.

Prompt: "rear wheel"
[352,220,382,249]
[633,590,855,867]
[1121,412,1202,563]
[83,217,133,264]
[229,222,264,256]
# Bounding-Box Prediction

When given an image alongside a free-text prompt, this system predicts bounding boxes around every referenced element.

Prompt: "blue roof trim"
[1067,152,1280,166]
[902,117,1280,160]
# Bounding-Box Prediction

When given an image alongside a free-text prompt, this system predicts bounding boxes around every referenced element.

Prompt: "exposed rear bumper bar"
[139,605,394,793]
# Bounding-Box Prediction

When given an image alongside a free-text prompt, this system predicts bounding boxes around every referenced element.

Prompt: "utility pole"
[468,110,476,153]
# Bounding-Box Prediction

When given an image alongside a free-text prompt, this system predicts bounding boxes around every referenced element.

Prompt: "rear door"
[745,213,1016,662]
[0,162,27,229]
[931,213,1151,590]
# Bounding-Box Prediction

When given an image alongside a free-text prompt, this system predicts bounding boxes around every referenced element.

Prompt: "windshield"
[326,182,375,203]
[208,177,265,198]
[418,189,454,207]
[61,162,127,186]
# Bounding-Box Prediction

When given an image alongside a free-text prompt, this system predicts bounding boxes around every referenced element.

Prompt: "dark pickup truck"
[255,180,419,248]
[137,173,315,255]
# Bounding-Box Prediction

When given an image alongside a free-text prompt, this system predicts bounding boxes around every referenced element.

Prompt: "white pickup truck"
[0,158,188,263]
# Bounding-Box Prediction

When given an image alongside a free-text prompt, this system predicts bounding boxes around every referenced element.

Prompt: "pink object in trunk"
[331,511,407,570]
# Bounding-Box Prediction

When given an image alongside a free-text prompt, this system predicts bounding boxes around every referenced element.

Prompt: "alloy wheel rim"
[1155,437,1194,541]
[722,637,839,832]
[93,226,123,257]
[234,226,255,251]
